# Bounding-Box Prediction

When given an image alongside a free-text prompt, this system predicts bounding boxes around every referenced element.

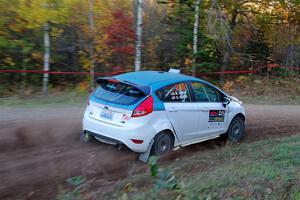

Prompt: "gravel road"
[0,104,299,199]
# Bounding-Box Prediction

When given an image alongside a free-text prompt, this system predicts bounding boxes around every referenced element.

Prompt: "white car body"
[82,71,246,155]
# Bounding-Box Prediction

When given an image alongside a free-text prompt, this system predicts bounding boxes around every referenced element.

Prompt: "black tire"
[151,132,173,156]
[227,116,245,142]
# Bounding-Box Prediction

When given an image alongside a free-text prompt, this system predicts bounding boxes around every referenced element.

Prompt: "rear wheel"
[227,116,245,142]
[151,131,173,156]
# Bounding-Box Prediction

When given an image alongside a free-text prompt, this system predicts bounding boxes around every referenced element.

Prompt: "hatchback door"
[89,79,147,126]
[89,100,133,127]
[157,82,204,142]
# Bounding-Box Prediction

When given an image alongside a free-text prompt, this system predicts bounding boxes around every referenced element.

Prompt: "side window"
[204,85,221,102]
[190,82,209,102]
[157,83,191,102]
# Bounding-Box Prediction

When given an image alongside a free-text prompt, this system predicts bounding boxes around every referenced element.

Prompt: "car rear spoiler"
[96,77,151,95]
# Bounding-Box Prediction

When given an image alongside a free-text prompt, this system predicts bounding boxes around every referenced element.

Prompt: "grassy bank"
[0,91,88,108]
[82,134,300,200]
[227,76,300,105]
[1,76,299,108]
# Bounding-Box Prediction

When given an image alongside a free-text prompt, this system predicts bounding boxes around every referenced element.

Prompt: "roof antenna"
[168,68,181,74]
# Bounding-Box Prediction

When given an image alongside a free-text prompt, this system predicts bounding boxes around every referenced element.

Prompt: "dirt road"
[0,105,299,199]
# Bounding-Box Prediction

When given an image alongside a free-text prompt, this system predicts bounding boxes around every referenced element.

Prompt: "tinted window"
[190,82,209,102]
[157,83,191,102]
[190,82,222,102]
[94,81,145,105]
[204,85,221,102]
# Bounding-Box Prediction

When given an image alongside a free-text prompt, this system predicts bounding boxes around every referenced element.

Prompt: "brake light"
[132,95,153,117]
[108,79,120,83]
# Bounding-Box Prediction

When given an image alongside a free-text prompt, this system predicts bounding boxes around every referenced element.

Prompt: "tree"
[88,0,95,90]
[158,0,220,73]
[0,0,299,96]
[135,0,143,71]
[192,0,201,76]
[43,22,50,96]
[104,10,135,69]
[17,0,71,95]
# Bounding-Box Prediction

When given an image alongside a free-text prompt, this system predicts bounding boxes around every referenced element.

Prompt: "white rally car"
[82,70,245,161]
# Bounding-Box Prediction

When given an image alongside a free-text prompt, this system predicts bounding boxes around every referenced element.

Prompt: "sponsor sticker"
[169,84,188,101]
[209,110,225,122]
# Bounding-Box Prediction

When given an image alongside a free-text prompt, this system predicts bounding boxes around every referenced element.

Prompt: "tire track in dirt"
[0,105,299,199]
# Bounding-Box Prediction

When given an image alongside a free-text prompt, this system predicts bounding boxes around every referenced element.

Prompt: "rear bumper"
[82,108,156,152]
[85,130,124,145]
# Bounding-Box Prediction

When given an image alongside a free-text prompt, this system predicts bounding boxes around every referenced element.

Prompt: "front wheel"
[151,132,173,156]
[227,116,245,142]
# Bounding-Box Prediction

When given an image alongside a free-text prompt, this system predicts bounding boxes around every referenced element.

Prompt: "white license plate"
[100,110,114,120]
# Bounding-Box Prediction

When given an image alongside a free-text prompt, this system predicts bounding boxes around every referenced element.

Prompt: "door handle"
[168,107,178,112]
[201,107,209,111]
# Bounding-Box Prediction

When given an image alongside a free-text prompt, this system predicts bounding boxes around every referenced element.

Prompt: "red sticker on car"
[209,110,218,116]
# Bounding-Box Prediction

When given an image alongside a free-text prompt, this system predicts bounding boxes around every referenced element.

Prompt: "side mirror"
[222,96,231,107]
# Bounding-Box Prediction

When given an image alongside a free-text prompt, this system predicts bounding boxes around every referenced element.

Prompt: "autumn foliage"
[104,9,135,70]
[0,0,299,95]
[105,10,135,55]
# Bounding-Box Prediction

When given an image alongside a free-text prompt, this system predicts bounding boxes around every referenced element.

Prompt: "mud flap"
[80,131,91,143]
[139,139,154,163]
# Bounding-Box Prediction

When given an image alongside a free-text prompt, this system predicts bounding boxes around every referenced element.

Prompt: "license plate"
[100,110,113,120]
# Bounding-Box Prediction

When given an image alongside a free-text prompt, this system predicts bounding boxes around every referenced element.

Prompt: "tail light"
[132,95,153,117]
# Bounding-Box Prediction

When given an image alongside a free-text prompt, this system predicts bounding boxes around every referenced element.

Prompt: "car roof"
[113,70,228,97]
[114,71,199,85]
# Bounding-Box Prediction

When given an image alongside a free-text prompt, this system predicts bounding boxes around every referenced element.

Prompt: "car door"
[191,82,228,137]
[158,82,203,142]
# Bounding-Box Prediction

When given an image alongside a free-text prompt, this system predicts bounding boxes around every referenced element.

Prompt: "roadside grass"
[228,76,300,105]
[240,94,300,105]
[94,134,300,200]
[0,91,88,108]
[1,76,299,108]
[0,89,299,108]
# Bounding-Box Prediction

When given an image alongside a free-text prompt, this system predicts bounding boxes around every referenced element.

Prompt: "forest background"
[0,0,299,97]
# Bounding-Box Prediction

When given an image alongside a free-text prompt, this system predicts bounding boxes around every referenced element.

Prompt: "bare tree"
[42,22,50,96]
[208,1,235,85]
[135,0,143,71]
[192,0,201,77]
[88,0,95,89]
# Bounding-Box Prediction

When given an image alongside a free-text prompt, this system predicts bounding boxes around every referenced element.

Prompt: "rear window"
[94,81,145,105]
